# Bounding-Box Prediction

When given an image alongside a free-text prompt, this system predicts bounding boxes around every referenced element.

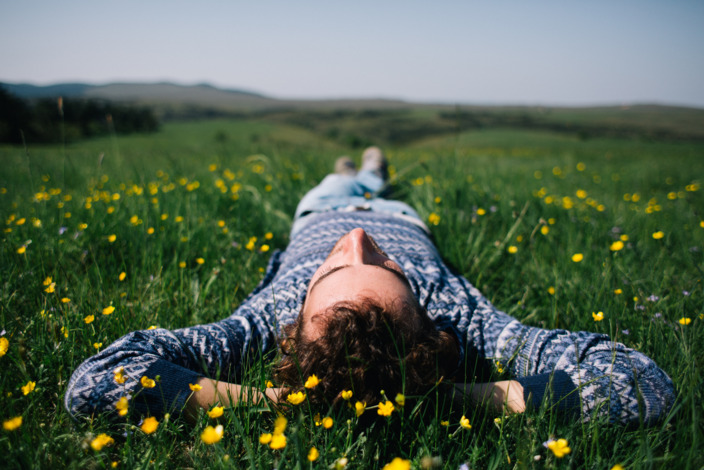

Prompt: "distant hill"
[2,81,415,113]
[3,83,94,99]
[3,81,704,142]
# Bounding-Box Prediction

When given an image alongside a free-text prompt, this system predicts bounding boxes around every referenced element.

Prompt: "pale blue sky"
[2,0,703,107]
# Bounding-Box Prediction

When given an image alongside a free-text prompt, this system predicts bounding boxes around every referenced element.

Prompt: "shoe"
[334,156,357,176]
[361,146,388,181]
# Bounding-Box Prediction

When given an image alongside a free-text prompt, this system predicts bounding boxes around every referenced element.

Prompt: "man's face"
[301,228,419,340]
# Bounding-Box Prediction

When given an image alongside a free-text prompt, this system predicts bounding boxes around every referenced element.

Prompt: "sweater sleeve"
[64,313,271,420]
[466,293,675,425]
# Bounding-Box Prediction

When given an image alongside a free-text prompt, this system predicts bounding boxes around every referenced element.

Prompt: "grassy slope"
[0,120,702,469]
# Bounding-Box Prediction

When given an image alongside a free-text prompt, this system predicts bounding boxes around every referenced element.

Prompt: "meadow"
[0,118,702,469]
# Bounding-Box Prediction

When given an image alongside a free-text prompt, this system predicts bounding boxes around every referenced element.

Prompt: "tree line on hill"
[0,85,159,145]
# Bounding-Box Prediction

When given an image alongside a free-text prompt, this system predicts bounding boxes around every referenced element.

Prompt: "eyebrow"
[308,264,411,298]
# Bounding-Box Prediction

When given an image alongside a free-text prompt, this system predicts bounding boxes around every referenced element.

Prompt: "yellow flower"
[43,276,53,286]
[196,257,205,265]
[678,317,692,325]
[571,253,584,263]
[265,232,273,240]
[460,415,472,429]
[395,393,405,406]
[308,447,320,462]
[540,225,549,235]
[377,400,394,417]
[107,234,117,243]
[45,282,56,293]
[140,376,156,388]
[93,342,102,350]
[611,465,624,470]
[90,433,115,451]
[610,241,624,251]
[179,261,186,269]
[341,389,353,400]
[111,462,119,468]
[620,234,629,241]
[115,396,129,416]
[547,438,571,458]
[269,434,287,450]
[273,414,287,435]
[200,424,224,444]
[260,244,270,252]
[652,231,664,240]
[0,337,8,357]
[286,391,306,405]
[355,401,366,416]
[17,246,27,254]
[548,286,555,295]
[428,212,440,226]
[141,416,159,434]
[189,383,202,391]
[507,245,518,254]
[3,416,22,431]
[61,297,71,304]
[440,420,449,426]
[265,380,274,388]
[84,315,95,324]
[614,288,623,295]
[383,457,411,470]
[207,406,224,419]
[21,381,36,395]
[119,272,126,281]
[102,306,115,315]
[592,311,604,322]
[259,433,272,444]
[322,416,333,429]
[314,413,322,426]
[304,374,320,389]
[113,367,127,384]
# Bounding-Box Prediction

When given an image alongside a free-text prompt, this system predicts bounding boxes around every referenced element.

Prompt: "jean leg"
[354,169,385,194]
[294,174,363,219]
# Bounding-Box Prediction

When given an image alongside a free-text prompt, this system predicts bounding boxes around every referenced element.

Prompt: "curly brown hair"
[273,297,459,417]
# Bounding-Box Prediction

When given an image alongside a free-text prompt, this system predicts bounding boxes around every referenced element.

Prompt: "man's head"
[275,228,459,413]
[301,228,422,340]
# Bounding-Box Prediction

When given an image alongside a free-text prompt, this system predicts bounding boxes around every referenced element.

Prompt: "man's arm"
[464,293,675,424]
[184,378,282,423]
[64,313,273,420]
[453,380,526,414]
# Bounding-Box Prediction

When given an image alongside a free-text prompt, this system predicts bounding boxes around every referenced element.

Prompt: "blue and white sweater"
[64,211,675,425]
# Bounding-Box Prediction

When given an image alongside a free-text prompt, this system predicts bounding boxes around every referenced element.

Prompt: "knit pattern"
[64,211,674,425]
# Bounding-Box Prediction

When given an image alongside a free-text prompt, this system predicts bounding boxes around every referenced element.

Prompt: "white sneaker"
[361,146,388,181]
[334,156,357,176]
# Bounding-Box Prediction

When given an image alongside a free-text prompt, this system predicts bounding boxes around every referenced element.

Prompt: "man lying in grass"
[65,147,674,426]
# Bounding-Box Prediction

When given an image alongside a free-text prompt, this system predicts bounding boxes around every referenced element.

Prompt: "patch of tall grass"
[0,121,702,468]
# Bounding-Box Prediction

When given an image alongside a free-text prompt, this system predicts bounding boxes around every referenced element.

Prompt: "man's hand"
[453,380,526,414]
[184,377,282,423]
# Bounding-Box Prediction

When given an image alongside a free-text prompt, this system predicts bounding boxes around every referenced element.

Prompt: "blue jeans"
[291,170,424,237]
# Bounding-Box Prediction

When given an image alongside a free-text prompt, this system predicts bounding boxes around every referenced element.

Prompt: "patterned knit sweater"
[65,211,674,425]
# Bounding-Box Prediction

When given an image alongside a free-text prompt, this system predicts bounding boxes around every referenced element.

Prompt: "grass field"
[1,118,703,469]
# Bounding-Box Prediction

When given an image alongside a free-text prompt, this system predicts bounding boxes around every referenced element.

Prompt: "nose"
[343,228,379,264]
